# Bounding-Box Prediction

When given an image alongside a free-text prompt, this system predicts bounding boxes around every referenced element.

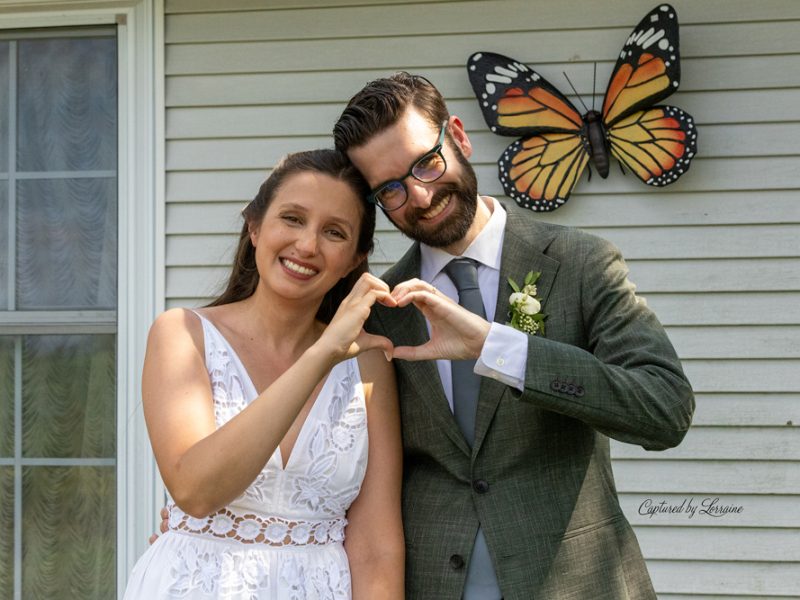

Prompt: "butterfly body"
[468,3,698,212]
[582,109,610,178]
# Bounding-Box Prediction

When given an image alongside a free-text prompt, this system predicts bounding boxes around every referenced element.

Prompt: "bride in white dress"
[124,150,404,599]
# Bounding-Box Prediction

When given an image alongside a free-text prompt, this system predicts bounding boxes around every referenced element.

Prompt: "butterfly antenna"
[592,62,597,112]
[563,71,589,113]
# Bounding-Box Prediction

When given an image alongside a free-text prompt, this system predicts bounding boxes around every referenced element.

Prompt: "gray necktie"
[443,258,502,600]
[443,258,485,447]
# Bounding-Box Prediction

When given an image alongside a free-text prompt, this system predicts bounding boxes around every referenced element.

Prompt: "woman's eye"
[327,229,346,239]
[282,214,301,224]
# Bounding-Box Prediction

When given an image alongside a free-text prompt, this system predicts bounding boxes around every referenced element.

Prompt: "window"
[0,28,118,599]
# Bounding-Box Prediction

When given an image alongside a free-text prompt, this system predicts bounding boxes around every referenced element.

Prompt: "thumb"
[353,331,395,360]
[391,342,438,362]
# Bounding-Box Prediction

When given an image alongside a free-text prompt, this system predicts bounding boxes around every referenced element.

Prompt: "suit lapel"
[473,203,561,452]
[383,244,471,456]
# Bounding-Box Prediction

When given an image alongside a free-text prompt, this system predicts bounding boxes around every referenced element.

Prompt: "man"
[333,72,694,599]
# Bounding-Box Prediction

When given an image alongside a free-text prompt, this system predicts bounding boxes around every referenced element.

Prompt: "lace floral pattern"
[280,556,350,600]
[168,505,346,547]
[167,545,271,599]
[123,313,368,599]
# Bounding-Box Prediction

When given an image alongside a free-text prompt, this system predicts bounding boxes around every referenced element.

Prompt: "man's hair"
[333,72,449,152]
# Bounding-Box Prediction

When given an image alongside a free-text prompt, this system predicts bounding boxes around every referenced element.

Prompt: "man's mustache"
[407,186,459,224]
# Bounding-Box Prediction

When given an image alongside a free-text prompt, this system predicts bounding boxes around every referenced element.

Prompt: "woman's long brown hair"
[207,149,375,324]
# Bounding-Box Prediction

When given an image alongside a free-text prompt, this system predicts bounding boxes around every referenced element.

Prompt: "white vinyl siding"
[163,1,800,597]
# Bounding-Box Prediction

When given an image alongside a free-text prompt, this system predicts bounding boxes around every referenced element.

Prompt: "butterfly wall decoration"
[467,3,698,212]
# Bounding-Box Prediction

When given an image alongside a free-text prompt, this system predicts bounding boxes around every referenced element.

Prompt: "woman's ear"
[248,221,259,247]
[447,115,473,159]
[347,253,368,277]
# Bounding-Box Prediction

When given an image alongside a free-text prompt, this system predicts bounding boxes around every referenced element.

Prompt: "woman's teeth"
[281,259,318,276]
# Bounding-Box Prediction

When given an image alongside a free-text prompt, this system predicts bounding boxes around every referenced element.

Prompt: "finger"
[370,289,398,308]
[148,533,159,545]
[394,289,441,310]
[160,506,169,519]
[391,342,439,362]
[391,279,434,302]
[352,271,391,295]
[352,331,394,359]
[160,519,169,534]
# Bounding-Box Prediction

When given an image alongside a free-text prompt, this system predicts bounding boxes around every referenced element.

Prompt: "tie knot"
[443,258,480,293]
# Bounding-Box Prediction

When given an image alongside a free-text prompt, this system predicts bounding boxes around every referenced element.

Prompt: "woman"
[124,150,404,599]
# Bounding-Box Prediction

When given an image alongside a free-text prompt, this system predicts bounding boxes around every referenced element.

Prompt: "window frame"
[0,1,163,596]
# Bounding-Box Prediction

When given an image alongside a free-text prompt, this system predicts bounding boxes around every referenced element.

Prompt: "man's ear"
[447,115,473,159]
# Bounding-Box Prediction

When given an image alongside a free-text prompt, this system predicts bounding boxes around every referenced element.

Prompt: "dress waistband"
[168,504,347,547]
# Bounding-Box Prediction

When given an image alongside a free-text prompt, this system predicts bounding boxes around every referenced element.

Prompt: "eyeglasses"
[367,121,448,212]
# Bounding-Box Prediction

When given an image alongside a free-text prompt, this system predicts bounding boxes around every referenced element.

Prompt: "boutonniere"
[507,271,546,335]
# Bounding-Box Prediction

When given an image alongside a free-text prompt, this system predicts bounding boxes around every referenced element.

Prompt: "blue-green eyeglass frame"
[366,120,448,211]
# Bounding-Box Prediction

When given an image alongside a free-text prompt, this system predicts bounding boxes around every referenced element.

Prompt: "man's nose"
[405,180,433,210]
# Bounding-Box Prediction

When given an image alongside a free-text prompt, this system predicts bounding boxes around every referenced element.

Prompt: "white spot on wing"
[487,73,512,84]
[495,66,519,78]
[486,83,496,94]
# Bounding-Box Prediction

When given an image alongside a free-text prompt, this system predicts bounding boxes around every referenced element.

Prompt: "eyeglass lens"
[377,152,446,209]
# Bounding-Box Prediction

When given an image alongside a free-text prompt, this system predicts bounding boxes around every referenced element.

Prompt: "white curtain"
[1,33,118,600]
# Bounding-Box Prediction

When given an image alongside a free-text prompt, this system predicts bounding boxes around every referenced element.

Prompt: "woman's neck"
[231,289,323,358]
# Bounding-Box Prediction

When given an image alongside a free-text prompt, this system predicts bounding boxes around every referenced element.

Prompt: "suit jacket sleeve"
[513,234,694,451]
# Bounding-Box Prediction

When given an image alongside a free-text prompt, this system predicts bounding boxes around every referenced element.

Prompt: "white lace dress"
[124,314,369,599]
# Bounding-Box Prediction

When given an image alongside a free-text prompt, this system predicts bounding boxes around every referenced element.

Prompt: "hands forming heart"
[320,273,491,364]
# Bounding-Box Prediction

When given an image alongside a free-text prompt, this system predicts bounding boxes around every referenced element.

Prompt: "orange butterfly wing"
[499,133,590,211]
[467,52,589,210]
[608,106,697,185]
[602,5,682,126]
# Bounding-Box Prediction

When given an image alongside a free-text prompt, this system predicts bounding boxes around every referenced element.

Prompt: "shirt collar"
[420,196,506,282]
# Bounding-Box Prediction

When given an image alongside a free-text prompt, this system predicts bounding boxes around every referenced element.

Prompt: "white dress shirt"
[419,196,528,411]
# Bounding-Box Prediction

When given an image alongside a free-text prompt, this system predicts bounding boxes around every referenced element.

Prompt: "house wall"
[163,1,800,596]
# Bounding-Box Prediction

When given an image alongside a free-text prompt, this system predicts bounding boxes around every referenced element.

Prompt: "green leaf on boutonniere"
[507,271,546,336]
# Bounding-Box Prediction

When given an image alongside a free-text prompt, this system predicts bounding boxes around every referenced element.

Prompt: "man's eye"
[417,155,437,168]
[379,185,403,200]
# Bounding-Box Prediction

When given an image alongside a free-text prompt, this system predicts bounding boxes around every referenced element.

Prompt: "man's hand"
[390,279,491,361]
[148,506,169,545]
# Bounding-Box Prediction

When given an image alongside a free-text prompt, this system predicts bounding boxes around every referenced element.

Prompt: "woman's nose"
[294,230,319,255]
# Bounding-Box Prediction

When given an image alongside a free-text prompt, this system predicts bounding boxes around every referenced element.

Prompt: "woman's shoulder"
[147,307,206,356]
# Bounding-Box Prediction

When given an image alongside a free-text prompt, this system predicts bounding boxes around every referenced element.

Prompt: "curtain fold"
[21,334,116,598]
[1,32,118,600]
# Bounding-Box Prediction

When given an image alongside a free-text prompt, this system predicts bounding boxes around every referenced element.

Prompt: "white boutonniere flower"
[508,271,546,335]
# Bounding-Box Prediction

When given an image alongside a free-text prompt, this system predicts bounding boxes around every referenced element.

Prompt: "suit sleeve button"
[449,554,465,570]
[473,479,489,494]
[550,379,560,391]
[576,386,585,397]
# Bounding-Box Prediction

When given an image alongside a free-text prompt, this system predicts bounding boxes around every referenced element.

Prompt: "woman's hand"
[316,272,397,362]
[390,279,491,361]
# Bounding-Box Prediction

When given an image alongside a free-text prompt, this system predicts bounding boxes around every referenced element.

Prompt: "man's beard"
[393,148,479,248]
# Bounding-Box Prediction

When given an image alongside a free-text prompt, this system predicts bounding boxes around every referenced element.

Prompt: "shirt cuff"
[475,322,527,391]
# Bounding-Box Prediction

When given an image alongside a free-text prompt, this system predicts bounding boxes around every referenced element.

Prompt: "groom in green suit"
[334,73,694,599]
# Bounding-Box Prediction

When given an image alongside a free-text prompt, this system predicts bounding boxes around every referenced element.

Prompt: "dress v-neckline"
[194,311,337,472]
